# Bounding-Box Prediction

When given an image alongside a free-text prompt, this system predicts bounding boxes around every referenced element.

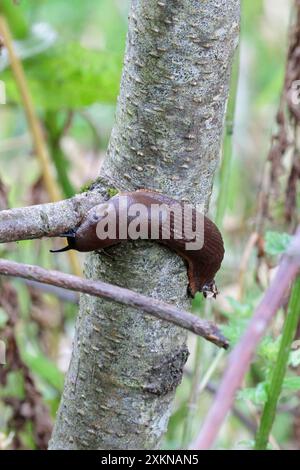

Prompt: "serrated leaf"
[226,297,253,318]
[258,335,281,363]
[237,382,268,405]
[221,320,247,346]
[3,43,122,110]
[265,231,292,256]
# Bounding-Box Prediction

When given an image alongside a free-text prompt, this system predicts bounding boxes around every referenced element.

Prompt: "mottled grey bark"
[49,0,240,450]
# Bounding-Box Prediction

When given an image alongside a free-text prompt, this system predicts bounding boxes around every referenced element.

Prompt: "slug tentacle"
[50,236,76,253]
[50,245,72,253]
[58,231,76,238]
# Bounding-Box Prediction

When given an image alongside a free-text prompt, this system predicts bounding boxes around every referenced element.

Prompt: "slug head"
[202,280,218,299]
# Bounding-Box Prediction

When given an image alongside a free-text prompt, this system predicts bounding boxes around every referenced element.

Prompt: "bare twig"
[0,259,229,349]
[193,226,300,449]
[0,190,106,243]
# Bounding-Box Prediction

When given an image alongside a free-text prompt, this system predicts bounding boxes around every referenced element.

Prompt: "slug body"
[52,190,224,298]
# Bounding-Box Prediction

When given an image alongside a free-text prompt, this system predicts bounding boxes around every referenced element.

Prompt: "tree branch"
[0,188,107,243]
[193,226,300,449]
[0,259,229,349]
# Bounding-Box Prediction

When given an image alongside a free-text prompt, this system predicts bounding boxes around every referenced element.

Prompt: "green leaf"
[226,297,253,318]
[221,319,248,346]
[258,335,281,364]
[17,327,64,391]
[191,292,204,314]
[3,43,122,110]
[264,231,292,256]
[0,0,29,40]
[282,376,300,391]
[221,297,254,345]
[0,371,25,400]
[21,345,64,392]
[24,0,128,51]
[237,382,268,405]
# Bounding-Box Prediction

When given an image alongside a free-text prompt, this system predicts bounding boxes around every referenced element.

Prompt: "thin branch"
[0,259,229,349]
[0,190,106,243]
[192,226,300,449]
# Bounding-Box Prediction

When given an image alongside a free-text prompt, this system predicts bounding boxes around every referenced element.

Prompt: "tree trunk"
[49,0,240,450]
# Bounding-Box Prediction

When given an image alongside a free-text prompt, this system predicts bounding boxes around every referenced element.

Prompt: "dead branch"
[0,258,229,349]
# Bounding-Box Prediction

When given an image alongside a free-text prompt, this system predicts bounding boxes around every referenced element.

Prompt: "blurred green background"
[1,0,299,450]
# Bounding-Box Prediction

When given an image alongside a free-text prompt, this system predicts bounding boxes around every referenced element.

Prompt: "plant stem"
[45,112,76,199]
[50,144,75,198]
[215,47,240,228]
[0,16,81,275]
[254,276,300,450]
[198,349,225,395]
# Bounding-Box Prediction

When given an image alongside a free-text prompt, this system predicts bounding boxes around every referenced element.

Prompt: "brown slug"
[51,190,224,298]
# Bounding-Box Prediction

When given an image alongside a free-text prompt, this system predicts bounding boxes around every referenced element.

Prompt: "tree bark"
[49,0,240,450]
